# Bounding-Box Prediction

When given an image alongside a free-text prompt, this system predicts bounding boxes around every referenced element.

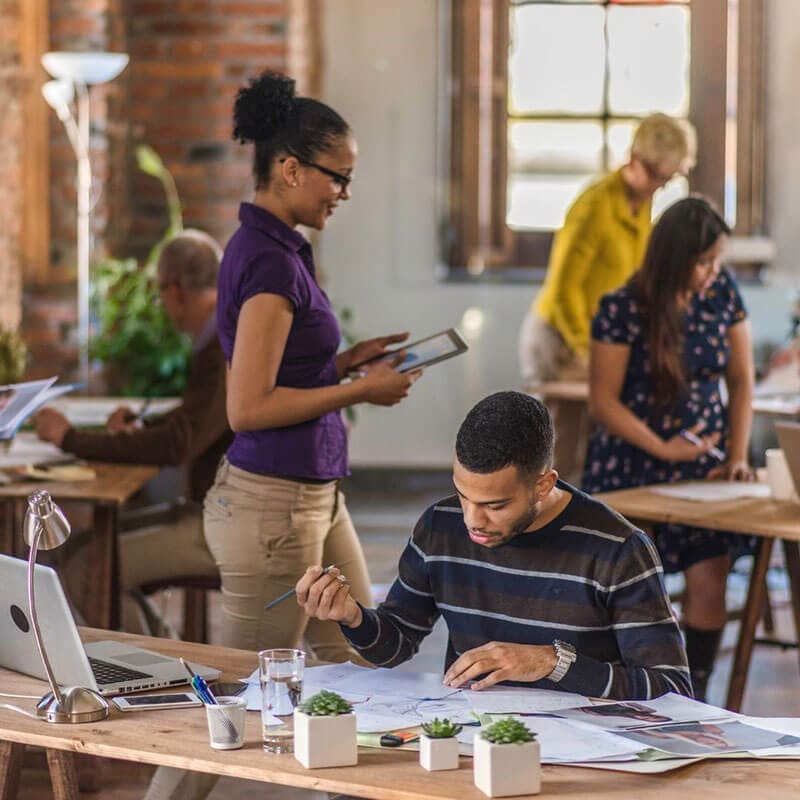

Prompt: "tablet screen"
[366,329,468,373]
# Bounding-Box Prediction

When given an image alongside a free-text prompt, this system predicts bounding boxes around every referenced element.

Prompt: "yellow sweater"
[534,170,652,357]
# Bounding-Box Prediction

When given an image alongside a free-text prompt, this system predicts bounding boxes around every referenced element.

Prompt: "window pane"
[509,121,604,174]
[507,174,595,231]
[607,120,638,169]
[607,6,690,116]
[509,5,605,115]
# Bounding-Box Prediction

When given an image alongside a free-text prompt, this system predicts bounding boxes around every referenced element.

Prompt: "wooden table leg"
[87,504,120,629]
[725,536,774,711]
[45,749,79,800]
[781,540,800,671]
[0,741,24,800]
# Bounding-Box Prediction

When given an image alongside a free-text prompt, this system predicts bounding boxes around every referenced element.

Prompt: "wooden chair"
[138,575,221,643]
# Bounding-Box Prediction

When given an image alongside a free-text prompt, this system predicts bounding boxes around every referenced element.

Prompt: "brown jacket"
[61,333,232,503]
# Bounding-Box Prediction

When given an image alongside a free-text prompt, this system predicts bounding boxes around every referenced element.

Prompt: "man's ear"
[534,468,559,501]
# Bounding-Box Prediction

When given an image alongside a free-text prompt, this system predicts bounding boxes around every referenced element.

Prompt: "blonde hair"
[630,113,697,173]
[157,229,222,292]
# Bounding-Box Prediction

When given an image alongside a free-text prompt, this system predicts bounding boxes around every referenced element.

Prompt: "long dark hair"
[628,196,730,408]
[232,71,350,189]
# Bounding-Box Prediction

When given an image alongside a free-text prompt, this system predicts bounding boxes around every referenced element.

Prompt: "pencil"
[264,564,337,610]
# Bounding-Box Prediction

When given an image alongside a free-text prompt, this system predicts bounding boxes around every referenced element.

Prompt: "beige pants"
[203,458,372,663]
[518,311,590,486]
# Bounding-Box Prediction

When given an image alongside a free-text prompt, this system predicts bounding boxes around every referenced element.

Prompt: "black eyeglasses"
[281,149,352,191]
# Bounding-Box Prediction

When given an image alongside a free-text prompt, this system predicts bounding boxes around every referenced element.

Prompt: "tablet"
[355,329,468,373]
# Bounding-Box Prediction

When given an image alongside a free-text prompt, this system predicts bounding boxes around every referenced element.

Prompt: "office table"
[0,462,158,629]
[3,629,800,800]
[594,484,800,712]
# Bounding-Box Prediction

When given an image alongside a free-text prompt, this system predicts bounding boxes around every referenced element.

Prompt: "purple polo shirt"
[217,202,348,480]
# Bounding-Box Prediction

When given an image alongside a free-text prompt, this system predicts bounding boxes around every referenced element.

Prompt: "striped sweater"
[342,482,691,700]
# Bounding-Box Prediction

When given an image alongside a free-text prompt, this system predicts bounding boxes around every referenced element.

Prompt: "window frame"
[443,0,766,281]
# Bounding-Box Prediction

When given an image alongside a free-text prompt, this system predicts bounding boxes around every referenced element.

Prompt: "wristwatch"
[549,640,577,683]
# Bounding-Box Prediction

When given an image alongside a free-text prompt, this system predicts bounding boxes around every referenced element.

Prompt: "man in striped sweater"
[297,391,691,700]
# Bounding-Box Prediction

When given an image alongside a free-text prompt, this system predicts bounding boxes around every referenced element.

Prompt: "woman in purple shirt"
[204,71,420,660]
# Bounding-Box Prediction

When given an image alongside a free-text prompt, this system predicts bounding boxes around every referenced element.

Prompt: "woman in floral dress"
[583,196,754,700]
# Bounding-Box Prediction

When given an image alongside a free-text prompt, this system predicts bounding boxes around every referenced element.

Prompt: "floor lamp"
[41,52,129,389]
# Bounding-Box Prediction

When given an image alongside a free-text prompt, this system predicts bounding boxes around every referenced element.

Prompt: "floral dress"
[582,268,750,573]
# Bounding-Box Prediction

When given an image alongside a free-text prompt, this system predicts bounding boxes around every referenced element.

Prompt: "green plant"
[421,718,462,738]
[91,145,189,397]
[0,327,26,385]
[480,718,536,745]
[297,690,353,716]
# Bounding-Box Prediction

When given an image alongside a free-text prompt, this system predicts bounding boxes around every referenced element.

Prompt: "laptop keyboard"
[89,657,152,686]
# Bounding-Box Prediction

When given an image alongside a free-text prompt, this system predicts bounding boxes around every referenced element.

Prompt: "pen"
[180,658,216,705]
[264,564,338,610]
[123,398,152,424]
[679,430,725,461]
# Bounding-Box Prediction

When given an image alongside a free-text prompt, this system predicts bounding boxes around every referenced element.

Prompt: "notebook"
[0,554,220,696]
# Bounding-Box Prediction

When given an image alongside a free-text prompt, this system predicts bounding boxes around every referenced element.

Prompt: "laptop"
[0,554,220,696]
[776,421,800,497]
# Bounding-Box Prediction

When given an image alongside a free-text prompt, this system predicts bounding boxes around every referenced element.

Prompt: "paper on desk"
[0,434,70,468]
[465,685,589,715]
[458,716,644,763]
[650,482,771,502]
[553,692,734,731]
[247,662,456,700]
[732,715,800,757]
[351,692,475,732]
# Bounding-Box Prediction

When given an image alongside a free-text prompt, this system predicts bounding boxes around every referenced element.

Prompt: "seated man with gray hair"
[35,229,231,636]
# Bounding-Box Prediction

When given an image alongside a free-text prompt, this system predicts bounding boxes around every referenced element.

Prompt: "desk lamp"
[40,51,129,390]
[24,489,110,723]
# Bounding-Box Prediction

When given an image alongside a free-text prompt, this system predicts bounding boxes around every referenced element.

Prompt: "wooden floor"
[15,472,800,798]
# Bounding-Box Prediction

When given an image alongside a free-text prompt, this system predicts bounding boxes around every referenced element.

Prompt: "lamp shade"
[41,80,74,121]
[23,491,71,550]
[42,51,129,85]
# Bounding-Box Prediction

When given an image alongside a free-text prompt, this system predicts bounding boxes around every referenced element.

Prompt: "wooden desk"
[3,629,800,800]
[0,463,157,629]
[594,485,800,712]
[531,382,800,420]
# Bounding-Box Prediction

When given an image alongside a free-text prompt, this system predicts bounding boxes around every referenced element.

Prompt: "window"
[444,0,765,277]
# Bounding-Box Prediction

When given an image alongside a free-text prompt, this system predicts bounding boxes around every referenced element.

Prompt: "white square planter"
[293,710,358,769]
[473,736,540,797]
[420,735,460,771]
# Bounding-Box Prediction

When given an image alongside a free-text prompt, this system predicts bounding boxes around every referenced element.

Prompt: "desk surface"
[0,462,158,504]
[1,629,799,799]
[594,484,800,541]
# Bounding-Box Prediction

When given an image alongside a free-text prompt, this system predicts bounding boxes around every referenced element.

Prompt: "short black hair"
[232,70,351,190]
[455,392,554,479]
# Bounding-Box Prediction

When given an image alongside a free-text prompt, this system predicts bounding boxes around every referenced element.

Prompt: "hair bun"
[233,71,296,143]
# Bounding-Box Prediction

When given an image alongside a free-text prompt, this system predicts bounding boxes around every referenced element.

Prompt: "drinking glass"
[258,648,305,753]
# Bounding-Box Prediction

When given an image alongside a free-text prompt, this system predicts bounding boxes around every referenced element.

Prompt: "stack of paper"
[239,663,800,773]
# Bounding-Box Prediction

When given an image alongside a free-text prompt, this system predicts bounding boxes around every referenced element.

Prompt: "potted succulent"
[293,690,358,769]
[420,717,462,771]
[473,718,540,797]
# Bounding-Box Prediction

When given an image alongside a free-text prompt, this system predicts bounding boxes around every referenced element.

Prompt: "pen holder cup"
[206,696,247,750]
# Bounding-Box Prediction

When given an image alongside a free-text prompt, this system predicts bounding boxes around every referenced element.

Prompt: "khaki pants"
[203,458,373,663]
[518,311,590,486]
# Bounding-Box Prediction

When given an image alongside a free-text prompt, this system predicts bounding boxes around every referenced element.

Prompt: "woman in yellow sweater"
[518,113,696,483]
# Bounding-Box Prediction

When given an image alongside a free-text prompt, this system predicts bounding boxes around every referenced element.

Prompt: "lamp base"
[37,686,110,724]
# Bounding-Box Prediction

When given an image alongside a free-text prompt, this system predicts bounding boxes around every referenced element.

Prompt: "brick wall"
[119,0,290,259]
[15,0,309,384]
[0,0,23,331]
